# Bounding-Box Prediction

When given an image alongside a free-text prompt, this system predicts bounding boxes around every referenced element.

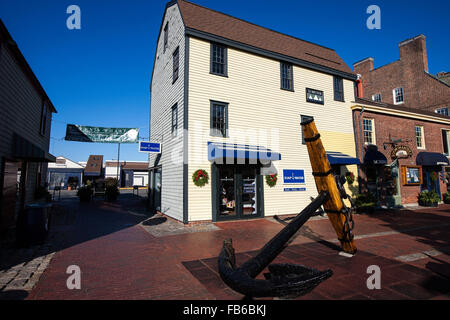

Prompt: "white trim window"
[372,93,382,102]
[393,87,404,104]
[436,107,449,116]
[415,125,425,149]
[363,118,375,145]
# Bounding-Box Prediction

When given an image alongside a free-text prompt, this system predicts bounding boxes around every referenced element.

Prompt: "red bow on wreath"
[270,174,277,182]
[195,170,207,181]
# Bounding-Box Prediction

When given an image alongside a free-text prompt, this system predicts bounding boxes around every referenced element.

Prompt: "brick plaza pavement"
[7,192,447,300]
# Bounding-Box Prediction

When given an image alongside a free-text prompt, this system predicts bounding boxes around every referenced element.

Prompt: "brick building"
[352,98,450,206]
[0,20,57,236]
[354,35,450,116]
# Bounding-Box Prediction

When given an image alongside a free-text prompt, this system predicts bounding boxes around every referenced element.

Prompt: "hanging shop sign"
[139,141,161,153]
[306,88,324,105]
[65,125,139,143]
[283,169,305,184]
[391,145,412,159]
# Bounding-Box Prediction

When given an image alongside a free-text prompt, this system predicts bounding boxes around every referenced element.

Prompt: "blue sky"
[1,0,449,163]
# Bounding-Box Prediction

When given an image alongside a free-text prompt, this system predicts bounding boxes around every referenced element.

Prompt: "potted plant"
[418,190,440,207]
[105,178,120,201]
[345,172,355,185]
[442,192,450,204]
[354,192,376,214]
[77,186,92,202]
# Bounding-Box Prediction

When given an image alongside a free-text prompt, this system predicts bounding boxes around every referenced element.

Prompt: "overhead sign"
[390,145,412,159]
[65,125,139,143]
[139,141,161,153]
[283,169,305,184]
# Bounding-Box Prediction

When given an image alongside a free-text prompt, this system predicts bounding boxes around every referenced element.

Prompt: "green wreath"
[265,174,278,188]
[192,169,209,187]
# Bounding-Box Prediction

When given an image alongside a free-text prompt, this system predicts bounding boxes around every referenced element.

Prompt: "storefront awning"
[416,152,449,166]
[364,149,388,165]
[326,151,360,165]
[208,142,281,162]
[12,133,56,162]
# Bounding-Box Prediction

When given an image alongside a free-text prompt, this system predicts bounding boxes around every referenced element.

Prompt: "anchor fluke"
[218,191,332,298]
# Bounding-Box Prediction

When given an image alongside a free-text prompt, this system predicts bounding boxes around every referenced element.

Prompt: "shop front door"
[421,166,441,197]
[214,165,263,221]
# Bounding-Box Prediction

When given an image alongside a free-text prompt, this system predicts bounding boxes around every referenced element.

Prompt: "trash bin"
[16,203,52,247]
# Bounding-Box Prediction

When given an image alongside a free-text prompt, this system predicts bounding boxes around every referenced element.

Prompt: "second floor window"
[393,87,404,104]
[211,43,227,76]
[301,115,313,145]
[372,93,382,102]
[163,22,168,53]
[333,76,344,101]
[173,47,179,83]
[40,102,48,135]
[280,62,293,91]
[363,118,374,144]
[443,129,450,155]
[210,101,228,137]
[171,104,178,136]
[436,107,449,116]
[415,125,425,149]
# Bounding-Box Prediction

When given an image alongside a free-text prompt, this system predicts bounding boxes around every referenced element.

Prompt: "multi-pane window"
[415,126,425,149]
[393,87,404,104]
[210,43,227,76]
[301,115,313,145]
[163,22,168,53]
[442,130,450,155]
[372,93,382,102]
[333,76,344,101]
[436,107,449,116]
[363,118,374,144]
[171,104,178,136]
[280,62,293,90]
[173,47,179,83]
[210,101,228,137]
[40,102,48,135]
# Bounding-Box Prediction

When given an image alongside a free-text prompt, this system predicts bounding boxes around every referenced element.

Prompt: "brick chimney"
[353,57,374,75]
[399,34,428,73]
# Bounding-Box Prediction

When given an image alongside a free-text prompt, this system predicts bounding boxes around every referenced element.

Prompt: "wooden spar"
[301,118,357,254]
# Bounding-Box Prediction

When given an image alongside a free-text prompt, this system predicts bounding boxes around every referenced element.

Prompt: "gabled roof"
[84,155,104,175]
[177,0,355,78]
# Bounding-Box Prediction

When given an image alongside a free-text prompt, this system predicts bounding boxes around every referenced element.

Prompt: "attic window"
[163,22,169,53]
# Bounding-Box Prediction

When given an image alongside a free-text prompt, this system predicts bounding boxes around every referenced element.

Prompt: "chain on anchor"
[335,175,355,245]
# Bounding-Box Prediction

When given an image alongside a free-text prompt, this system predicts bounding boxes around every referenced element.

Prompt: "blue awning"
[208,142,281,162]
[364,149,388,165]
[417,152,449,166]
[326,151,360,165]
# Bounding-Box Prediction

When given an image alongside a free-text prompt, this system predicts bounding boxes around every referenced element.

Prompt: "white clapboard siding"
[0,41,52,204]
[149,3,185,221]
[187,37,358,221]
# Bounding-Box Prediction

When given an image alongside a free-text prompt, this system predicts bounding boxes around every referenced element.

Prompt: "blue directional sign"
[139,141,161,153]
[283,169,305,184]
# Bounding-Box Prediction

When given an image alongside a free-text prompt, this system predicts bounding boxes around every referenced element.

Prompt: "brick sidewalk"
[22,199,450,300]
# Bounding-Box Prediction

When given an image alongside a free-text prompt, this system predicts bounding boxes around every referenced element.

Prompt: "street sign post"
[139,141,161,153]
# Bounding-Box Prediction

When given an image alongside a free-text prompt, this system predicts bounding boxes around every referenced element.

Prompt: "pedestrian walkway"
[6,193,447,300]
